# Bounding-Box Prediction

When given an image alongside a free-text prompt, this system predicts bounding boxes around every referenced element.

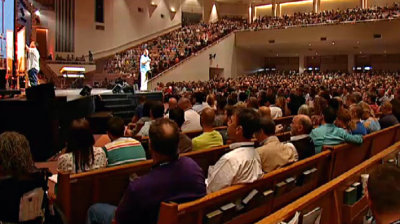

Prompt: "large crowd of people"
[103,4,400,80]
[1,70,400,222]
[104,19,244,77]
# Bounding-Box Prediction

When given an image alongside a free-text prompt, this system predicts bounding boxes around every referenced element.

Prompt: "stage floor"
[55,88,112,101]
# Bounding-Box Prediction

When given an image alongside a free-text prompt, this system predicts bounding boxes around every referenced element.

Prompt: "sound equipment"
[26,83,55,101]
[112,84,123,94]
[80,85,92,96]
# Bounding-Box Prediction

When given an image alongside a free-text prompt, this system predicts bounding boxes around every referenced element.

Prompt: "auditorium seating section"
[256,141,400,224]
[55,123,400,224]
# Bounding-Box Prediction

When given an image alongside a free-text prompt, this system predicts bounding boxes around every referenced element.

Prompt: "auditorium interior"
[1,0,400,223]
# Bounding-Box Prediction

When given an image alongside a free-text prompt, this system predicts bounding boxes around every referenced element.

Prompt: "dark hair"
[227,93,238,106]
[368,164,400,215]
[236,108,260,139]
[151,101,165,119]
[194,92,205,104]
[169,107,185,128]
[322,106,337,124]
[142,101,153,117]
[259,117,275,136]
[149,118,179,157]
[66,119,95,172]
[107,116,125,138]
[266,94,276,105]
[216,95,227,111]
[239,92,248,102]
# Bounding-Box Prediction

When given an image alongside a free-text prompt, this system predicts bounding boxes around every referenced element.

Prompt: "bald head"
[201,108,215,128]
[259,106,271,119]
[178,97,191,111]
[149,118,179,157]
[291,114,313,136]
[168,97,178,110]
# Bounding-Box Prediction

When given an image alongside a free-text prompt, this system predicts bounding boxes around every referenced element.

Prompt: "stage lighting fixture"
[35,10,40,16]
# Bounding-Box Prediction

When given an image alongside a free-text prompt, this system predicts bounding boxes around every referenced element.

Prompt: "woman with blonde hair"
[359,101,381,133]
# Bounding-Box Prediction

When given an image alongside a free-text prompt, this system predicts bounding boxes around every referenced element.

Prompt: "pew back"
[57,144,230,224]
[157,150,331,224]
[256,142,400,224]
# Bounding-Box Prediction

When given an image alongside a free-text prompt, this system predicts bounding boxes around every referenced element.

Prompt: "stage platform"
[55,88,112,101]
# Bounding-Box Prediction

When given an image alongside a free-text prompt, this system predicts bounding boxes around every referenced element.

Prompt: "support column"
[249,4,255,23]
[360,0,368,9]
[272,0,277,17]
[276,3,281,17]
[348,54,355,73]
[299,55,305,74]
[313,0,320,13]
[203,0,216,23]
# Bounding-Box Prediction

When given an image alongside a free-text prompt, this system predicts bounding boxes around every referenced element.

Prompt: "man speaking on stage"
[140,49,151,91]
[26,41,40,87]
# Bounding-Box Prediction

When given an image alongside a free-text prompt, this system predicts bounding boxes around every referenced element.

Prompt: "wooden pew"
[57,144,230,224]
[256,142,400,224]
[369,124,400,156]
[274,116,294,131]
[323,124,400,179]
[157,150,331,224]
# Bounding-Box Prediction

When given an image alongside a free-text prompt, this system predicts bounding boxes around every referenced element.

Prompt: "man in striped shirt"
[103,117,146,166]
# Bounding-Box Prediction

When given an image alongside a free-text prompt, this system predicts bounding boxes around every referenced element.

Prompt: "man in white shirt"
[206,108,263,193]
[259,91,282,119]
[178,97,202,132]
[140,49,151,91]
[26,42,40,87]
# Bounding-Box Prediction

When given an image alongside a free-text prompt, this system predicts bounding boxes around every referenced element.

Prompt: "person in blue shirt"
[349,104,368,135]
[310,106,363,153]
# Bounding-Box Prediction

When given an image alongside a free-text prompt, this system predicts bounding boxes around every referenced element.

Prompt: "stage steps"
[97,93,136,124]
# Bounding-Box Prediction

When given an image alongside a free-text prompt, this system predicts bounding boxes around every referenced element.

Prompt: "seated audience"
[192,108,223,151]
[137,101,165,136]
[164,97,177,116]
[310,106,363,153]
[87,118,206,224]
[379,101,399,129]
[58,119,107,173]
[297,104,312,117]
[178,97,202,132]
[169,107,193,153]
[290,115,315,160]
[367,164,400,224]
[0,132,47,222]
[132,95,146,123]
[359,102,381,133]
[391,88,400,122]
[258,106,272,119]
[131,100,152,135]
[335,108,352,132]
[349,104,368,135]
[192,92,209,114]
[206,108,263,193]
[255,118,298,173]
[103,117,146,166]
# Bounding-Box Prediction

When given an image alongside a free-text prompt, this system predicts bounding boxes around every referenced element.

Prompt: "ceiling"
[235,19,400,57]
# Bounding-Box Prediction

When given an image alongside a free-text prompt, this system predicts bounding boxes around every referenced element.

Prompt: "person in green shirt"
[192,108,223,151]
[310,106,363,153]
